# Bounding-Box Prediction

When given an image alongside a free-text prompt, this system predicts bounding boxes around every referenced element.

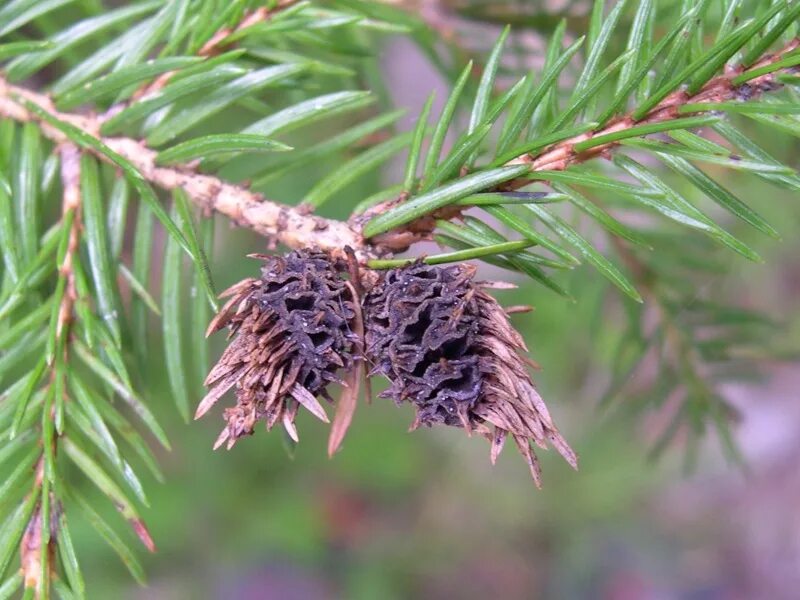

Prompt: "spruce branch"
[56,144,81,344]
[0,77,366,258]
[3,38,798,263]
[126,0,302,105]
[11,141,162,598]
[16,144,82,598]
[608,234,755,467]
[360,37,800,251]
[505,39,800,178]
[0,0,798,594]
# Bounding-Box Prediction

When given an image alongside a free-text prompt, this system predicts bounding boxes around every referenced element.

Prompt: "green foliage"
[0,0,798,596]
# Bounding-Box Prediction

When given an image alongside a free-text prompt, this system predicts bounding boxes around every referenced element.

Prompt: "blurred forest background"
[3,0,800,598]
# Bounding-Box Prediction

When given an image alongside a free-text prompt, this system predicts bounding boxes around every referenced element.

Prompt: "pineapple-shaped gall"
[197,250,358,449]
[364,262,577,486]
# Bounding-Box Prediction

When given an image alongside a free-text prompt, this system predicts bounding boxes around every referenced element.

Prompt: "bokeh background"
[40,1,800,598]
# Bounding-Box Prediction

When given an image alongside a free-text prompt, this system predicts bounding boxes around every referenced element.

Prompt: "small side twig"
[360,38,800,251]
[129,0,301,103]
[56,143,81,342]
[20,143,82,597]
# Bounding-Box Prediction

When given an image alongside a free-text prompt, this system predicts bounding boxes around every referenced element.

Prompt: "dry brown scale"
[197,250,359,449]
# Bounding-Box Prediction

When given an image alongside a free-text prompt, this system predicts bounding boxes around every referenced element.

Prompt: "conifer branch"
[3,36,798,262]
[504,39,799,180]
[609,234,746,464]
[57,144,81,342]
[0,77,366,258]
[361,37,800,251]
[0,1,798,594]
[128,0,302,104]
[17,144,81,597]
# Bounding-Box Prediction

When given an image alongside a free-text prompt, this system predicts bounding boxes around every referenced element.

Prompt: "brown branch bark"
[0,77,367,259]
[56,143,81,341]
[504,38,800,178]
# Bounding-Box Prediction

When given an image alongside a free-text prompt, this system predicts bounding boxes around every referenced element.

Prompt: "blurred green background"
[78,96,800,600]
[75,187,799,599]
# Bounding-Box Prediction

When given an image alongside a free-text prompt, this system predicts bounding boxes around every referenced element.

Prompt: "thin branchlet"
[356,37,800,252]
[18,144,83,596]
[56,144,81,342]
[123,0,302,105]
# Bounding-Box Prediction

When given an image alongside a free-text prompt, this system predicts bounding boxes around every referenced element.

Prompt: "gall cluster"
[197,250,576,486]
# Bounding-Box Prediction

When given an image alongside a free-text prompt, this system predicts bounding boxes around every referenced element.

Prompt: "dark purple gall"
[197,250,359,449]
[363,261,577,486]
